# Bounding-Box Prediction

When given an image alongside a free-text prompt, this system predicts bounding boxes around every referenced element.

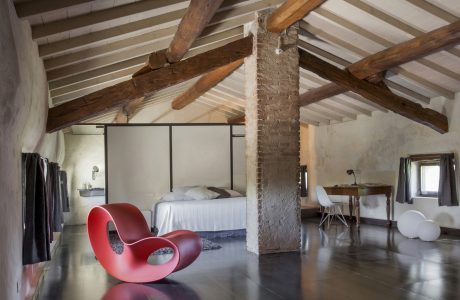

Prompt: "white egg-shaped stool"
[397,210,426,238]
[417,220,441,242]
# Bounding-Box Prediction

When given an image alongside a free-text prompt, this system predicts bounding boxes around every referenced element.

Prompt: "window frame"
[417,160,440,198]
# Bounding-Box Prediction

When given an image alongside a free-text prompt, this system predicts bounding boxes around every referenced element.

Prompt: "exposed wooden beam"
[299,20,460,105]
[46,36,253,132]
[167,0,225,64]
[266,0,324,33]
[15,0,93,18]
[298,49,448,133]
[113,97,145,123]
[171,59,243,110]
[38,0,281,58]
[227,114,245,124]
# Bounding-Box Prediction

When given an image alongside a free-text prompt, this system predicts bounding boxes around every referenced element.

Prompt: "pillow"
[185,186,220,200]
[160,192,194,202]
[225,189,244,197]
[172,186,198,194]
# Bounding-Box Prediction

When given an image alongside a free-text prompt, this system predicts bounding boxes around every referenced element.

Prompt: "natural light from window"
[420,165,440,194]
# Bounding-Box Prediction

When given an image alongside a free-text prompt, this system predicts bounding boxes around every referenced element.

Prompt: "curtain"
[22,153,51,265]
[396,157,413,204]
[60,171,70,212]
[438,153,458,206]
[300,165,307,197]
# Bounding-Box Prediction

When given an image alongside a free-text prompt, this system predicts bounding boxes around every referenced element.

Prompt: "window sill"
[412,196,438,200]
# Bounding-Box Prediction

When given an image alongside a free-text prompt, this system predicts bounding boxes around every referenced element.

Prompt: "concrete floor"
[36,219,460,299]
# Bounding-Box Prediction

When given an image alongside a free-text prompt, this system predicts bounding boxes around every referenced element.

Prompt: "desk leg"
[386,194,391,227]
[355,196,361,227]
[349,196,353,221]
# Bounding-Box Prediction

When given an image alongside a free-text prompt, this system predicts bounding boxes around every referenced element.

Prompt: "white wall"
[62,133,105,225]
[308,95,460,228]
[0,1,64,299]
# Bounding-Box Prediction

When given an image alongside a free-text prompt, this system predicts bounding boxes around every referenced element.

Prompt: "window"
[418,161,440,197]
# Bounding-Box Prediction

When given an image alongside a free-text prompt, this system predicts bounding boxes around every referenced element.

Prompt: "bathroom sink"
[79,188,105,197]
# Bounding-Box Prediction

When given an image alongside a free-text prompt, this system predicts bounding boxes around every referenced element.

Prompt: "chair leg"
[336,205,349,227]
[319,207,330,227]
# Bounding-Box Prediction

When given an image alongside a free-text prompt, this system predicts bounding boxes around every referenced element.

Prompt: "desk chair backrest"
[316,186,334,208]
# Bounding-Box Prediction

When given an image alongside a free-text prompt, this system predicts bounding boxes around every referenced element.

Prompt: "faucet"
[92,166,99,180]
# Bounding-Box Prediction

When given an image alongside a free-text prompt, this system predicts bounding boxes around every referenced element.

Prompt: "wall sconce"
[346,169,357,186]
[92,166,99,180]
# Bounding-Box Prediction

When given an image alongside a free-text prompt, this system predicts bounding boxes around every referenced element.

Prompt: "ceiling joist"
[46,36,253,132]
[299,49,448,133]
[300,20,460,106]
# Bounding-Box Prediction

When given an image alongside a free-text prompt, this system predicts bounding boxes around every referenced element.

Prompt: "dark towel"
[59,171,70,212]
[22,153,51,265]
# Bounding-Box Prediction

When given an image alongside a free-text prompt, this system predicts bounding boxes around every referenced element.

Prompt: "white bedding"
[152,197,246,235]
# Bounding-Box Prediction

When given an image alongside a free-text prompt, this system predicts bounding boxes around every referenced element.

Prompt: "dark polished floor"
[36,219,460,300]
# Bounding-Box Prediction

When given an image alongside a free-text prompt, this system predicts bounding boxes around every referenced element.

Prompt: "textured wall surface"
[245,12,301,254]
[0,1,62,299]
[309,95,460,228]
[62,133,105,225]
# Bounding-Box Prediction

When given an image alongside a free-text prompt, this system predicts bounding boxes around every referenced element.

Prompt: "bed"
[152,196,246,236]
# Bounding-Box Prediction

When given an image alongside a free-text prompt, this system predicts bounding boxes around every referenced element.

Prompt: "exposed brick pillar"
[245,11,301,255]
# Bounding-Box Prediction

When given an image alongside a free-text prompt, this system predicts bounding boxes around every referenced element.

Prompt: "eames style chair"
[87,203,201,283]
[316,186,349,228]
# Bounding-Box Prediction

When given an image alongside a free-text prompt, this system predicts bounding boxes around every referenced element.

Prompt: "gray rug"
[108,233,221,255]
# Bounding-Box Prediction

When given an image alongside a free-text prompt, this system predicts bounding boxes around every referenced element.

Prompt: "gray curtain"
[396,157,413,204]
[438,154,458,206]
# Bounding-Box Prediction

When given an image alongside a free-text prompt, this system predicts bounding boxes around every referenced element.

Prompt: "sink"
[79,188,105,197]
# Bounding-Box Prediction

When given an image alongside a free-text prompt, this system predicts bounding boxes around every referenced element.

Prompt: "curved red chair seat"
[87,203,201,283]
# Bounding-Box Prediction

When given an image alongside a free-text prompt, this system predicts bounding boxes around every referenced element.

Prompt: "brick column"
[245,11,301,254]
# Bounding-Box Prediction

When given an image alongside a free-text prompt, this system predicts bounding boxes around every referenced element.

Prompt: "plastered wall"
[62,133,105,225]
[0,1,64,299]
[308,95,460,228]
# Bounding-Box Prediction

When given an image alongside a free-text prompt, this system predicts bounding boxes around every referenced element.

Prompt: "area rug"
[108,233,221,255]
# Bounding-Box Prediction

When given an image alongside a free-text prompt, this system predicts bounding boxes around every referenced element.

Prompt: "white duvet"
[152,197,246,236]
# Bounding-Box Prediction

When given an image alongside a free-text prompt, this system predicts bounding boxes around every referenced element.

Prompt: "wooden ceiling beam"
[299,20,460,106]
[166,0,225,64]
[39,0,282,58]
[46,36,253,132]
[15,0,93,18]
[171,59,243,110]
[298,49,448,133]
[227,114,245,124]
[266,0,324,33]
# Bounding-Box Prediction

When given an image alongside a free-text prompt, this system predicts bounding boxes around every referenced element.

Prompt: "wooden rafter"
[115,0,225,123]
[227,114,245,124]
[148,0,225,69]
[171,59,243,110]
[266,0,324,33]
[300,20,460,106]
[298,49,448,133]
[47,37,253,132]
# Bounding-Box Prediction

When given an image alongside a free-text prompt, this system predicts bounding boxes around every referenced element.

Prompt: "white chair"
[316,186,348,227]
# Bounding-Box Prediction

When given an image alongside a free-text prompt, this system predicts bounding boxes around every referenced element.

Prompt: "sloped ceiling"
[14,0,460,128]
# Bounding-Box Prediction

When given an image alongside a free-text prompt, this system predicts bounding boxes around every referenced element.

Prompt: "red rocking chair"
[87,203,201,283]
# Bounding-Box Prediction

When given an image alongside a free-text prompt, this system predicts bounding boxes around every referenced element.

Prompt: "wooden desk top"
[324,184,392,197]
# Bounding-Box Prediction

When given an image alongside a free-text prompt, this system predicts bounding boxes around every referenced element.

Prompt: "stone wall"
[308,95,460,228]
[245,11,301,254]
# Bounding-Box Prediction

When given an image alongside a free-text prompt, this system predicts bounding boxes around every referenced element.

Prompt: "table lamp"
[346,169,357,186]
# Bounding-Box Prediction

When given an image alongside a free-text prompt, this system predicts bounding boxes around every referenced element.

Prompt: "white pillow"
[172,186,198,194]
[225,189,244,197]
[185,186,219,200]
[160,192,194,201]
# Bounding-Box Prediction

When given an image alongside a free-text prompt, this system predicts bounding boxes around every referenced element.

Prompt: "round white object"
[397,210,426,238]
[417,220,441,242]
